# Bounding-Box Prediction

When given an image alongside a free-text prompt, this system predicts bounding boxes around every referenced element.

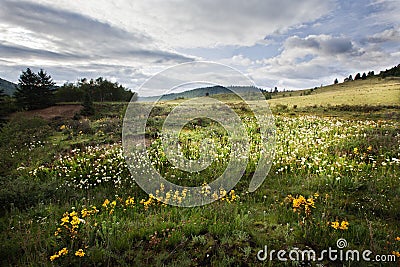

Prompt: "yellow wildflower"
[367,146,372,151]
[331,221,340,229]
[54,228,61,236]
[59,247,68,255]
[125,196,135,206]
[353,147,358,154]
[230,190,238,201]
[102,199,110,208]
[50,254,59,261]
[395,237,400,241]
[212,192,219,200]
[69,211,77,217]
[81,209,89,218]
[75,249,85,257]
[61,215,69,225]
[339,221,349,230]
[392,251,400,258]
[70,216,80,226]
[181,189,187,198]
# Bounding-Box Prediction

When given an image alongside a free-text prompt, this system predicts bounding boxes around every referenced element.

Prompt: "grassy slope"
[268,78,400,108]
[185,78,400,108]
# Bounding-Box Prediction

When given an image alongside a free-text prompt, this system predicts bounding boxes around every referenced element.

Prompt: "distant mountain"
[0,78,17,96]
[138,85,264,102]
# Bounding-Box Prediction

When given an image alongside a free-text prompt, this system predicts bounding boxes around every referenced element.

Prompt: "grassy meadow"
[0,79,400,266]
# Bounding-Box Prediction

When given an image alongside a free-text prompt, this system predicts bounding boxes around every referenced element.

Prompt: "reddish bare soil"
[11,104,82,120]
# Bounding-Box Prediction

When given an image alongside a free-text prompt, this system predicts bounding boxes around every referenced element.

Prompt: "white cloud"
[247,33,400,90]
[1,0,399,94]
[29,0,336,48]
[366,27,400,43]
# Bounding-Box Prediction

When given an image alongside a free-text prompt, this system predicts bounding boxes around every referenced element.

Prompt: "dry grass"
[268,78,400,108]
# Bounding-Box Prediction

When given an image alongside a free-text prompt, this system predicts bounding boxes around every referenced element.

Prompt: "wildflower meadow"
[0,97,399,266]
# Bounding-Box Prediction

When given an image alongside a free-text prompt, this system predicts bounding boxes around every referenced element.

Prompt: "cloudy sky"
[1,0,399,96]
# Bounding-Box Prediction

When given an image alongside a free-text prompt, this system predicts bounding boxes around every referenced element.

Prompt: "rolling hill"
[267,77,400,108]
[138,85,263,102]
[0,78,16,96]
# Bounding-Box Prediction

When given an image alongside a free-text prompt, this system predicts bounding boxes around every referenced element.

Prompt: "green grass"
[0,80,400,266]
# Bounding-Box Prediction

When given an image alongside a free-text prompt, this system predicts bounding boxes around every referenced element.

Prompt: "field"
[0,79,400,266]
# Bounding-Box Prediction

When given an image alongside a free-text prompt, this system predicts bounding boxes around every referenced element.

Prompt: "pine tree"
[81,90,94,116]
[14,68,55,110]
[37,69,55,106]
[361,72,367,80]
[334,78,339,84]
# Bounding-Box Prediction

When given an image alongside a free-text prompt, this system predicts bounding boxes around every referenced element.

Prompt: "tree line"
[334,64,400,84]
[56,77,136,103]
[1,68,137,115]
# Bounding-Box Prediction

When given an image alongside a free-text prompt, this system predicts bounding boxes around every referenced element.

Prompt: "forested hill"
[0,78,16,96]
[138,85,263,102]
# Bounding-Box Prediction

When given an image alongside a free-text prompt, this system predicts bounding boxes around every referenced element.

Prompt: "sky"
[0,0,399,96]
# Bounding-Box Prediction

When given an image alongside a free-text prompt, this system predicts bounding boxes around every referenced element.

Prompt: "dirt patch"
[11,104,83,120]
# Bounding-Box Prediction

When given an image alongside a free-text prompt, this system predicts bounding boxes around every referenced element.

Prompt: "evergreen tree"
[14,68,55,110]
[81,90,94,116]
[348,75,353,81]
[334,78,339,84]
[361,72,367,80]
[37,69,55,105]
[354,73,361,80]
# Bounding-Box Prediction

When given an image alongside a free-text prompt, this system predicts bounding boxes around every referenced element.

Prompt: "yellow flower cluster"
[125,196,135,206]
[286,193,318,216]
[201,183,211,196]
[331,220,349,230]
[59,211,83,238]
[98,196,137,215]
[102,198,118,214]
[154,186,188,205]
[49,247,68,261]
[216,189,239,203]
[140,194,156,210]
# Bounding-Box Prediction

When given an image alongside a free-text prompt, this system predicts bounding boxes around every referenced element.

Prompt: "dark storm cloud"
[285,35,355,55]
[0,43,84,60]
[0,0,192,63]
